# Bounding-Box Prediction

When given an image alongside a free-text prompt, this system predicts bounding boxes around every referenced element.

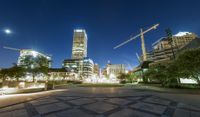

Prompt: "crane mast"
[140,28,146,61]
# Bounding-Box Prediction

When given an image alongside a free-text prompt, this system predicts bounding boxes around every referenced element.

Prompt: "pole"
[140,29,147,61]
[170,40,176,59]
[165,28,175,59]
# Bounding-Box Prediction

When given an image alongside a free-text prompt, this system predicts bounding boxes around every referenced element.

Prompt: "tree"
[144,49,200,87]
[165,62,181,86]
[117,73,132,83]
[0,65,26,88]
[125,73,138,83]
[144,64,168,86]
[117,73,127,83]
[20,55,49,82]
[0,68,10,83]
[175,48,200,85]
[9,65,26,82]
[126,73,132,83]
[144,63,180,87]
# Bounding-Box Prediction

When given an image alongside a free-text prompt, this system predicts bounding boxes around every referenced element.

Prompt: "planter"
[46,83,54,90]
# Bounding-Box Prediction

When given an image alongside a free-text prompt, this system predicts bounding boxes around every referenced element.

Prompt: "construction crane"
[3,46,21,51]
[114,24,159,61]
[3,46,52,57]
[136,53,141,63]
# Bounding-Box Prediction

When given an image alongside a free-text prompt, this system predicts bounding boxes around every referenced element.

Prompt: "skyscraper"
[63,29,94,79]
[72,29,87,59]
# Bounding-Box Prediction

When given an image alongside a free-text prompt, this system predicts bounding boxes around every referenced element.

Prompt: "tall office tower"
[72,29,88,59]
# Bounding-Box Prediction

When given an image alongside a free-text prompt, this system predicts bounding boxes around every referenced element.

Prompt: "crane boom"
[3,46,21,51]
[114,24,159,49]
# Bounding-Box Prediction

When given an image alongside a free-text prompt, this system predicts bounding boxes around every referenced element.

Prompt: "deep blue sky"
[0,0,200,69]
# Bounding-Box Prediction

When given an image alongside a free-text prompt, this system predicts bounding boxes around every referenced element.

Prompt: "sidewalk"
[0,87,200,117]
[0,89,67,108]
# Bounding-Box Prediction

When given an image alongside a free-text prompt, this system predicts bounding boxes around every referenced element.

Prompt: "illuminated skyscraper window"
[72,29,88,59]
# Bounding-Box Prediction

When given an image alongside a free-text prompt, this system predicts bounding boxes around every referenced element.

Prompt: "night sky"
[0,0,200,69]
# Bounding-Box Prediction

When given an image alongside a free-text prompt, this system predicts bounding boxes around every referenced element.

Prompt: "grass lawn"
[16,88,44,94]
[1,88,45,95]
[138,82,200,89]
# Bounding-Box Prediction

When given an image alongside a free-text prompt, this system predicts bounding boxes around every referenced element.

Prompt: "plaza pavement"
[0,87,200,117]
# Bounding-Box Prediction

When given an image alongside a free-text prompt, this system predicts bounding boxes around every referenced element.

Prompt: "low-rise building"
[93,63,100,76]
[149,32,199,66]
[63,57,94,79]
[106,64,126,77]
[48,68,77,81]
[18,49,51,68]
[153,32,198,51]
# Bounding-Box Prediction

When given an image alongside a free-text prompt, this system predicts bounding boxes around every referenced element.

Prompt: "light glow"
[0,83,45,95]
[75,29,85,32]
[84,74,119,84]
[0,86,17,95]
[32,51,38,57]
[4,29,12,34]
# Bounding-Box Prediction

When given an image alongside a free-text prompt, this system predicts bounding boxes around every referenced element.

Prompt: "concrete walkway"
[0,87,200,117]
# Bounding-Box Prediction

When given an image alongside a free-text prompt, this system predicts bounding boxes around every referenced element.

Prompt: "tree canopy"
[144,48,200,87]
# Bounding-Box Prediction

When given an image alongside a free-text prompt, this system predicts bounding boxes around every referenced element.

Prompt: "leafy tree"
[165,62,181,87]
[175,49,200,85]
[117,73,135,83]
[0,68,10,83]
[9,65,26,82]
[0,65,26,88]
[117,73,127,83]
[144,64,167,86]
[125,73,138,83]
[20,55,49,82]
[144,63,180,87]
[145,49,200,87]
[126,74,132,83]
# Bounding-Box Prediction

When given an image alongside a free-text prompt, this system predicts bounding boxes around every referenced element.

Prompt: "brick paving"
[0,88,200,117]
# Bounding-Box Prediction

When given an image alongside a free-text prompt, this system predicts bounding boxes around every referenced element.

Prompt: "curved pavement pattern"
[0,87,200,117]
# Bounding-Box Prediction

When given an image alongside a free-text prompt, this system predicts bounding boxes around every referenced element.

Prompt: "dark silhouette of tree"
[9,65,26,82]
[175,48,200,85]
[0,68,10,83]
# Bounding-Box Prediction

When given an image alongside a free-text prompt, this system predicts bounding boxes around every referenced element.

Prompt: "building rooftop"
[174,32,192,37]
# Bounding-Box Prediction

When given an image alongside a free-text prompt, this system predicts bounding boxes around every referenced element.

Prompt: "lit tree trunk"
[33,74,35,83]
[16,77,19,82]
[177,78,181,85]
[192,74,200,86]
[2,76,6,87]
[195,77,200,86]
